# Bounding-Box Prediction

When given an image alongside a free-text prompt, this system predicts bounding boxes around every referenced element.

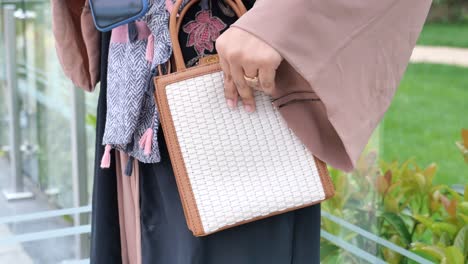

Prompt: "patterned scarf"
[100,0,190,175]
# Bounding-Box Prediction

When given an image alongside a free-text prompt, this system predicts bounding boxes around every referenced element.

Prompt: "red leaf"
[462,129,468,148]
[384,170,392,185]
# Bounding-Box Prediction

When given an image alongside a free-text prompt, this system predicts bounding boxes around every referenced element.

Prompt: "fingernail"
[226,99,235,109]
[263,82,272,89]
[244,104,254,113]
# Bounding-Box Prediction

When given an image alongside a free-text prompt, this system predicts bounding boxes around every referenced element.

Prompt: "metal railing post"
[2,4,33,201]
[70,86,89,259]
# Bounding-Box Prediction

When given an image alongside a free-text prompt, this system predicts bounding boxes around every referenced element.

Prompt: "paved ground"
[0,224,33,264]
[411,45,468,67]
[0,157,77,263]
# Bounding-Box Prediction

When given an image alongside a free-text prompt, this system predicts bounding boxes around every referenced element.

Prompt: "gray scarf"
[100,0,190,175]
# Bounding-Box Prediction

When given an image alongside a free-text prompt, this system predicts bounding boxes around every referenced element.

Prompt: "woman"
[52,0,431,263]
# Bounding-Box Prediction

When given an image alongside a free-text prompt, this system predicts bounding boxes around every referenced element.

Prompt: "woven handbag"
[154,0,335,237]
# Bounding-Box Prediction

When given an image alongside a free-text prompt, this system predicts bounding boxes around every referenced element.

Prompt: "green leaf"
[383,235,404,264]
[458,213,468,225]
[460,202,468,215]
[384,196,400,213]
[413,214,434,228]
[414,173,427,192]
[411,243,444,261]
[320,242,340,262]
[442,246,464,264]
[383,248,402,264]
[453,226,468,257]
[432,222,459,237]
[415,222,427,236]
[86,113,97,128]
[381,212,412,244]
[438,232,452,247]
[464,185,468,202]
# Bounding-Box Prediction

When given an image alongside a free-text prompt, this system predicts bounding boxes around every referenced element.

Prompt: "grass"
[417,23,468,48]
[382,63,468,185]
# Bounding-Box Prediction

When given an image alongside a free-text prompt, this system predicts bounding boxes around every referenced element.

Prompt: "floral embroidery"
[183,10,227,55]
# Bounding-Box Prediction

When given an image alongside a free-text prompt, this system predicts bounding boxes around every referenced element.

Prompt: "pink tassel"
[144,128,153,156]
[100,144,112,168]
[138,128,153,156]
[146,34,155,62]
[165,0,174,14]
[139,129,151,148]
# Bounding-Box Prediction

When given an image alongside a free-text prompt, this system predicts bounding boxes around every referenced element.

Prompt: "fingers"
[221,55,257,113]
[243,65,260,91]
[216,27,284,113]
[220,57,238,109]
[231,64,256,113]
[258,67,276,94]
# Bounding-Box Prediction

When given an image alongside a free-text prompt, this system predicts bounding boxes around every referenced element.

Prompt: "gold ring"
[244,74,259,87]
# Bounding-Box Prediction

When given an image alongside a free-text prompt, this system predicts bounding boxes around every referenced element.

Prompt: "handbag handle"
[169,0,247,71]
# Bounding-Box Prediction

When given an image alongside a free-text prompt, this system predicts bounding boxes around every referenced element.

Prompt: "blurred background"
[0,0,466,263]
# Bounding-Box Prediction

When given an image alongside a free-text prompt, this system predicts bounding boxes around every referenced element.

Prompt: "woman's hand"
[216,27,283,113]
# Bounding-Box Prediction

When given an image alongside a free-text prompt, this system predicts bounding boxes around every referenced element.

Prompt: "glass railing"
[0,0,97,261]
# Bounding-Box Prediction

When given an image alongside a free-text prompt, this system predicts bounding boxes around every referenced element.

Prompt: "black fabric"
[90,31,123,264]
[178,0,255,67]
[90,1,321,263]
[139,126,321,264]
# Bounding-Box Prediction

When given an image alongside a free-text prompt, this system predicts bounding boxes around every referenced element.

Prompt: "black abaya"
[90,2,322,263]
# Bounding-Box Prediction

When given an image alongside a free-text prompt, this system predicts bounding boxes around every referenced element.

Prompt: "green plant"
[321,152,382,263]
[379,161,466,263]
[384,64,468,185]
[321,153,467,263]
[86,113,97,129]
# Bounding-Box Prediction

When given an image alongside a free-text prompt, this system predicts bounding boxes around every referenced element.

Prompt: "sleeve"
[232,0,432,171]
[51,0,100,92]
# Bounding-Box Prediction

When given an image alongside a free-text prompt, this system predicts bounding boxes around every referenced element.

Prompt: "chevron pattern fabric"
[104,40,150,145]
[103,39,161,163]
[102,0,192,164]
[142,0,191,69]
[114,88,161,164]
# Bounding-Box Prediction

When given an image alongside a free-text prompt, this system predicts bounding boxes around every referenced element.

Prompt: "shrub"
[321,138,467,263]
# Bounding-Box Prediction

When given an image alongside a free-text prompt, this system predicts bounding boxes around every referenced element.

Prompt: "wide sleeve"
[51,0,100,92]
[232,0,432,171]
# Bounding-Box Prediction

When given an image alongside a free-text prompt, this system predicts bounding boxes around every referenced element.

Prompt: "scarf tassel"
[165,0,175,14]
[128,22,138,43]
[146,34,155,62]
[100,144,112,168]
[125,156,135,176]
[139,128,154,156]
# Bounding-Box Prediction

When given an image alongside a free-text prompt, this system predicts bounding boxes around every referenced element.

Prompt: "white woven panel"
[166,71,325,234]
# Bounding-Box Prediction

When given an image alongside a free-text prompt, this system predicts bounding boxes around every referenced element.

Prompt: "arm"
[51,0,100,92]
[216,0,432,170]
